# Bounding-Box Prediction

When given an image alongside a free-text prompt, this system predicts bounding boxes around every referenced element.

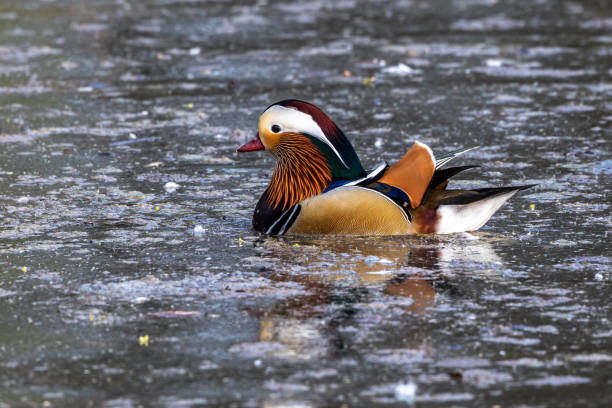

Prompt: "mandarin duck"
[237,99,534,235]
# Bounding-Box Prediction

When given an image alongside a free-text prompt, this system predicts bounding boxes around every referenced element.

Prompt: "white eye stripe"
[262,105,348,168]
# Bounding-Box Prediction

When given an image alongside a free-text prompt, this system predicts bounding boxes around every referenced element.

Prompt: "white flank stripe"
[265,209,288,235]
[279,205,299,235]
[345,162,387,186]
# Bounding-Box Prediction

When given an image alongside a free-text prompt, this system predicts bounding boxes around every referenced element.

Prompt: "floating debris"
[139,335,149,347]
[60,60,78,70]
[362,76,376,86]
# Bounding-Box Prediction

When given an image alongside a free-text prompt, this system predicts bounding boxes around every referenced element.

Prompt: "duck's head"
[237,100,365,181]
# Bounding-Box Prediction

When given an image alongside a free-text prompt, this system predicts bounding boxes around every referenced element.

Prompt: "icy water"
[1,0,611,406]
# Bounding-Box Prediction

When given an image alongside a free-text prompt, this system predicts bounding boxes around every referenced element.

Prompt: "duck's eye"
[270,124,282,133]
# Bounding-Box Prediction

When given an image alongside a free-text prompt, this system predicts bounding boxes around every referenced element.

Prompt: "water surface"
[0,0,610,407]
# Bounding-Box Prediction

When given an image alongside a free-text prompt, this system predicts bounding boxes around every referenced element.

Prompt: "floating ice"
[394,382,417,404]
[382,63,414,75]
[193,225,206,236]
[164,181,180,193]
[486,58,504,67]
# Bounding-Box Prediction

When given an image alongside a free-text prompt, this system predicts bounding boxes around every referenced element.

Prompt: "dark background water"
[0,0,610,407]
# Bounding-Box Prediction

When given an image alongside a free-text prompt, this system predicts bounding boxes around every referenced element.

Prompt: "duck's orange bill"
[237,132,265,152]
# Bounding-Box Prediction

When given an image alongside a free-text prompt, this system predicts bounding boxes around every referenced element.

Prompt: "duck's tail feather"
[434,184,536,234]
[435,146,479,169]
[429,165,479,190]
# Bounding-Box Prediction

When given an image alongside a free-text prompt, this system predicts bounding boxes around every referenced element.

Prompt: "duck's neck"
[253,136,332,233]
[265,135,332,211]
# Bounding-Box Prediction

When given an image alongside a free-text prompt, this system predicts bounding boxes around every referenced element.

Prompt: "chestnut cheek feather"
[266,134,332,210]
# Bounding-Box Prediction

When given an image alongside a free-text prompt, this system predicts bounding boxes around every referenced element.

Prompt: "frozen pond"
[0,0,610,406]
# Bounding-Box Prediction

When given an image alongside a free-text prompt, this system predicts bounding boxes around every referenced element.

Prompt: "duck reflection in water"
[244,235,502,361]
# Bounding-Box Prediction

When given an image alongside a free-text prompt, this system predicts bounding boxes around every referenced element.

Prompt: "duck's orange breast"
[287,186,416,235]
